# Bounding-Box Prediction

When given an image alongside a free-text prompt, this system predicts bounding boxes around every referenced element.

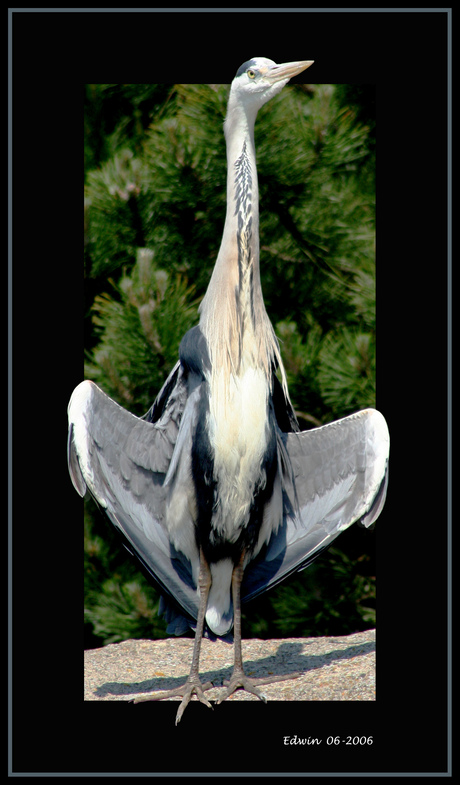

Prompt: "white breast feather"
[207,364,269,541]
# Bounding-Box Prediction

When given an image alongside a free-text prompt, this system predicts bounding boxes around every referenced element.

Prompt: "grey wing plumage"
[67,364,201,625]
[241,408,389,602]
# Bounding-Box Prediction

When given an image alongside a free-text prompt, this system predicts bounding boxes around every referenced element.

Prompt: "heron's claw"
[175,678,214,725]
[131,677,214,724]
[216,668,268,705]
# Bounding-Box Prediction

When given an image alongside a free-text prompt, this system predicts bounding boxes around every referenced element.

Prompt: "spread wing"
[241,408,389,602]
[68,364,202,625]
[69,366,389,630]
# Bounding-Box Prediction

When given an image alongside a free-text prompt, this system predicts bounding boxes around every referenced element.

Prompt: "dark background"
[11,8,449,776]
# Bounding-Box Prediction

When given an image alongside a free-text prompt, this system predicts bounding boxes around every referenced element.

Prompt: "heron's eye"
[247,69,256,79]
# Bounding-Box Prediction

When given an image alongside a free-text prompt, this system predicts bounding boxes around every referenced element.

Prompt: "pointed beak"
[265,60,314,83]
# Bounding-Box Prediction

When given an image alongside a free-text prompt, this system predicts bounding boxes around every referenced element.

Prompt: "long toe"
[131,677,214,724]
[175,678,214,724]
[217,670,268,705]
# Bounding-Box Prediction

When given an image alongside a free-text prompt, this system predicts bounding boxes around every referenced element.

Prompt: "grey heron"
[69,59,389,723]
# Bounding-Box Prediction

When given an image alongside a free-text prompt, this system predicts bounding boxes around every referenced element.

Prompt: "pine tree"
[83,81,376,647]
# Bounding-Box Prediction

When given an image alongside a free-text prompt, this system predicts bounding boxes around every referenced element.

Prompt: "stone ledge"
[84,628,375,702]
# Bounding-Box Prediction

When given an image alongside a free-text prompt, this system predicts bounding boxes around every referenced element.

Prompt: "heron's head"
[231,57,313,111]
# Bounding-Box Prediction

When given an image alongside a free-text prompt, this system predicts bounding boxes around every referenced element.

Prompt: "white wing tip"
[362,408,390,527]
[67,380,106,504]
[365,408,390,450]
[68,379,95,419]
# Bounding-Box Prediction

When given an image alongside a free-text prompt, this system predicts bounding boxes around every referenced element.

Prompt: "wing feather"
[242,408,389,602]
[69,367,389,629]
[67,369,201,624]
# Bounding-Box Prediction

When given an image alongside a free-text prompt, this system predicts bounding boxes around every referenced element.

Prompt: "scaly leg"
[133,549,215,724]
[216,551,268,704]
[216,551,303,704]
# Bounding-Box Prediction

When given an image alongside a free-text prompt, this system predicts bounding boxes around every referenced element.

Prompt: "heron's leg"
[216,554,304,705]
[133,549,215,724]
[216,552,268,704]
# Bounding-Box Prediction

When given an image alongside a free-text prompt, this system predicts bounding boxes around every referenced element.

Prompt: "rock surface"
[84,628,375,702]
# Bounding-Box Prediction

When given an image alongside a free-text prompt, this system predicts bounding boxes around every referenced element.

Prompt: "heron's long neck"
[199,98,287,394]
[223,108,260,307]
[200,104,262,355]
